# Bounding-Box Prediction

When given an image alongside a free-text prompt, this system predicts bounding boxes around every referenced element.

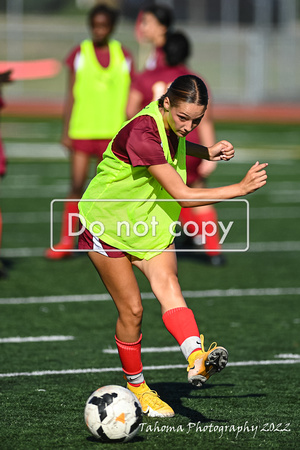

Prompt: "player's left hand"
[208,140,235,161]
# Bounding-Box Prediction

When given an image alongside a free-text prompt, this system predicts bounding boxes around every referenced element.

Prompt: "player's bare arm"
[148,160,268,207]
[61,70,75,150]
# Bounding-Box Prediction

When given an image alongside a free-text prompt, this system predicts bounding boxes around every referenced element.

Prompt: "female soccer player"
[46,3,134,259]
[78,75,268,417]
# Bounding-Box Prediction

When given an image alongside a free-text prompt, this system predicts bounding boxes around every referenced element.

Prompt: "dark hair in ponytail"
[163,31,190,67]
[158,74,208,109]
[142,4,173,29]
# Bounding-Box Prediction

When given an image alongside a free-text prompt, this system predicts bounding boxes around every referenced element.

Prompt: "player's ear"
[163,97,170,111]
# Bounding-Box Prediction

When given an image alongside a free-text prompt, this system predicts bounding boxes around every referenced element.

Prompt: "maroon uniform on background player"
[45,4,135,260]
[135,4,173,71]
[0,70,13,278]
[128,31,224,265]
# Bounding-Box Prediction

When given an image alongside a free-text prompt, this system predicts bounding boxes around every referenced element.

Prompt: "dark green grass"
[0,293,299,369]
[0,294,299,449]
[1,368,298,450]
[0,249,299,298]
[1,117,62,143]
[0,119,299,448]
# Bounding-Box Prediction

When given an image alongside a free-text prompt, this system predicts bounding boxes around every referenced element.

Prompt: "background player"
[135,3,173,70]
[0,70,12,278]
[46,3,134,259]
[128,31,224,265]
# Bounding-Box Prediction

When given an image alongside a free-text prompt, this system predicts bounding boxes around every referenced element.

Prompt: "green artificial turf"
[0,119,299,448]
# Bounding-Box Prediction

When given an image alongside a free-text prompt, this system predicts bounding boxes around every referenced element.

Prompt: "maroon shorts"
[78,227,127,258]
[71,139,111,159]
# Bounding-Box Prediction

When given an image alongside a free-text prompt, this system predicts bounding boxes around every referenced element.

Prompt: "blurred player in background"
[0,70,12,278]
[46,3,134,259]
[128,30,224,265]
[135,3,173,70]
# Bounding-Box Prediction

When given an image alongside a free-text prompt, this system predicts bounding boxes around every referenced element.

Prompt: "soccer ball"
[84,385,143,443]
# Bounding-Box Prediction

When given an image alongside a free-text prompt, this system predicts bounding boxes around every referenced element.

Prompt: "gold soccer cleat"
[187,334,228,387]
[127,382,175,418]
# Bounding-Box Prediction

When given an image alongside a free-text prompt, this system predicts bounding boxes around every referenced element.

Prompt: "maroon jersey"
[132,64,189,110]
[144,46,167,71]
[111,115,178,166]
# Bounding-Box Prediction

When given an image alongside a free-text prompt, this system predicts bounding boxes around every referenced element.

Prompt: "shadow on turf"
[86,435,144,444]
[175,238,227,266]
[84,382,266,444]
[0,257,15,279]
[149,382,266,423]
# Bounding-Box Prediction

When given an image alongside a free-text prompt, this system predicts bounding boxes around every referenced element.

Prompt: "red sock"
[115,334,143,377]
[194,207,221,256]
[60,201,79,244]
[127,382,144,387]
[162,307,200,346]
[179,208,197,234]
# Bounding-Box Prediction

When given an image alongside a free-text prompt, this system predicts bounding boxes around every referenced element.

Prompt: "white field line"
[271,189,300,195]
[231,241,300,252]
[4,143,300,162]
[3,212,60,224]
[103,347,300,357]
[4,181,300,191]
[0,247,46,257]
[1,287,300,305]
[5,142,68,160]
[3,206,300,223]
[2,188,300,201]
[0,335,74,344]
[220,241,300,252]
[1,185,69,198]
[1,240,300,259]
[103,346,180,354]
[1,358,300,378]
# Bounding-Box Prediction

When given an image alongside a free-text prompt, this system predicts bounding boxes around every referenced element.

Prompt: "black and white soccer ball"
[84,385,143,443]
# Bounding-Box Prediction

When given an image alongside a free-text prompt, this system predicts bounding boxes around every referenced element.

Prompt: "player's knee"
[130,304,144,323]
[152,271,179,293]
[120,303,143,327]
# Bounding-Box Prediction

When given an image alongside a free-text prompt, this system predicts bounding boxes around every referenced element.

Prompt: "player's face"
[91,13,113,46]
[163,98,206,137]
[140,12,167,43]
